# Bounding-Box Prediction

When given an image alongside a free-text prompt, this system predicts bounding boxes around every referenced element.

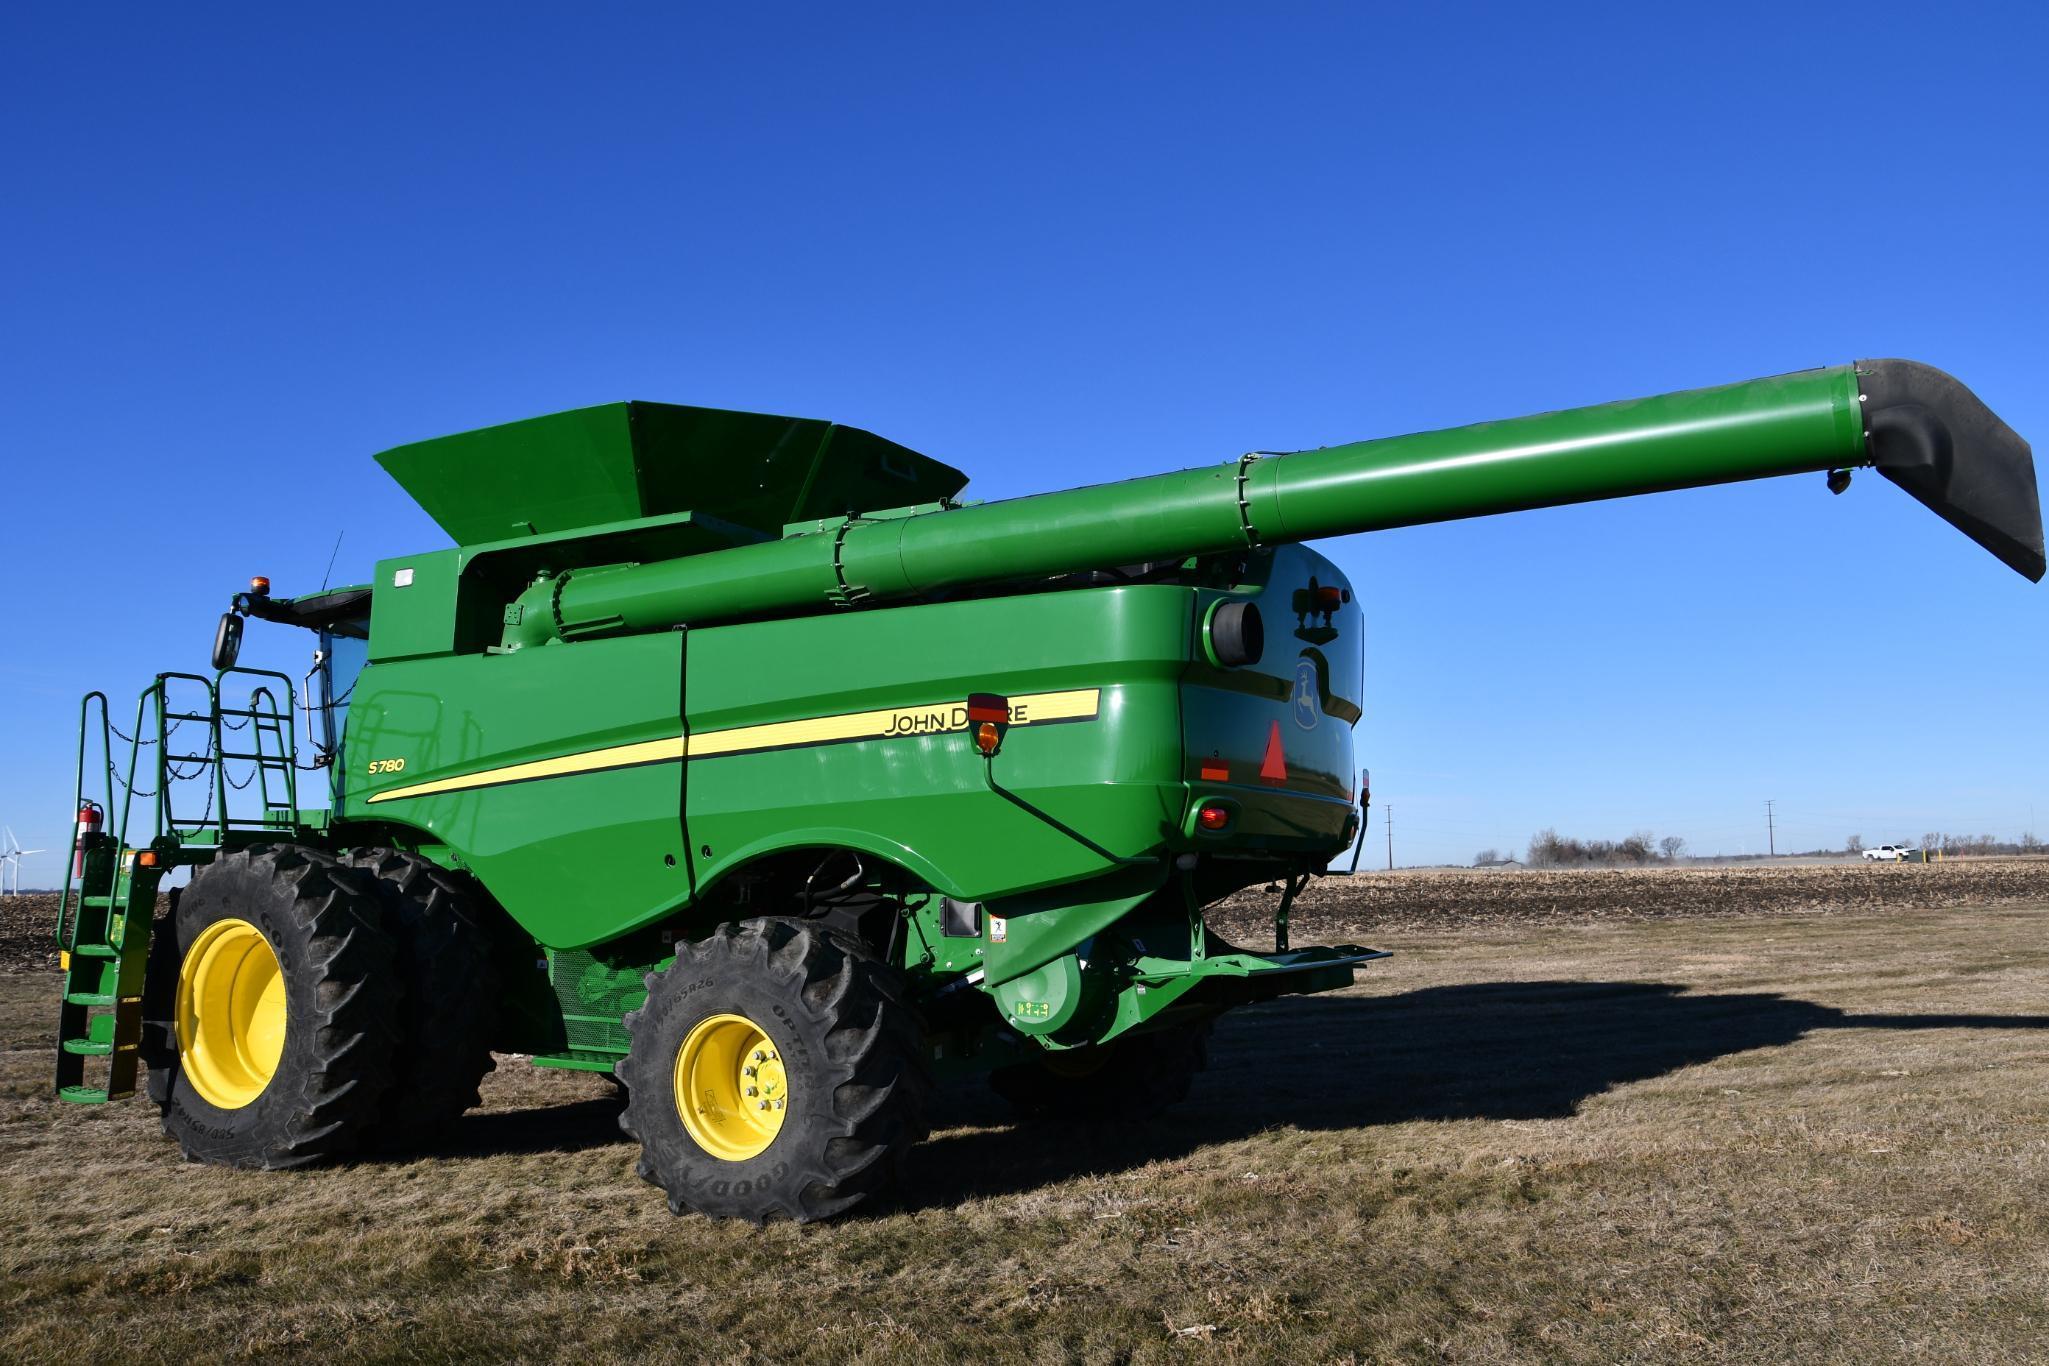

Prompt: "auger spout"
[472,360,2038,647]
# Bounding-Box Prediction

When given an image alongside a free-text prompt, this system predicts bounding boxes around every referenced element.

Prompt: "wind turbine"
[1,827,47,896]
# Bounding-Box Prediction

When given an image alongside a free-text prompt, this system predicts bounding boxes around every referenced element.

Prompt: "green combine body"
[52,359,2040,1222]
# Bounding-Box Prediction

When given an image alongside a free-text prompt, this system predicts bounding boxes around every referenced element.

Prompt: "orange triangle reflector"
[1260,720,1288,783]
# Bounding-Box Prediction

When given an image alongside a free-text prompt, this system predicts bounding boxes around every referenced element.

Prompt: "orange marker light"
[250,576,272,595]
[968,692,1008,755]
[136,850,159,868]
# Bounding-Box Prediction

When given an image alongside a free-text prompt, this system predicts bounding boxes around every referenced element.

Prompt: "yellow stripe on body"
[367,688,1101,804]
[688,687,1101,756]
[366,735,687,803]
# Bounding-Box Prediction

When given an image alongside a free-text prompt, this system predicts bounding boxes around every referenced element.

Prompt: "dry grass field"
[4,864,2048,1362]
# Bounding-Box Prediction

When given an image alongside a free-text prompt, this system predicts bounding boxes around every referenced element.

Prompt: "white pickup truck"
[1862,843,1920,862]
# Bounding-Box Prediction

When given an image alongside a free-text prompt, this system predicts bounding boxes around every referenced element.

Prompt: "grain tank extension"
[53,360,2039,1222]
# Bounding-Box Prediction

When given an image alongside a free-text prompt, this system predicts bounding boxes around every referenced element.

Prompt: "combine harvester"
[53,360,2039,1221]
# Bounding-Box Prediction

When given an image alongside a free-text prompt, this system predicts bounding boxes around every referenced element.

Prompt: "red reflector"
[1316,585,1343,609]
[966,692,1010,724]
[1197,803,1231,831]
[1199,762,1229,782]
[1259,720,1288,783]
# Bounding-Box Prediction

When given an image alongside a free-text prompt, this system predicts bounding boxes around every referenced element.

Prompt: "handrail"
[249,685,285,815]
[119,685,154,852]
[154,672,221,837]
[229,668,300,823]
[68,670,308,905]
[56,692,115,950]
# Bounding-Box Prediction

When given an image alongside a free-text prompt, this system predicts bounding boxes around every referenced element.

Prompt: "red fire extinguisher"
[73,802,103,880]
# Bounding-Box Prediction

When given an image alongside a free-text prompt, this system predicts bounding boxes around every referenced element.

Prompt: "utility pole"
[1385,805,1394,871]
[1765,800,1776,857]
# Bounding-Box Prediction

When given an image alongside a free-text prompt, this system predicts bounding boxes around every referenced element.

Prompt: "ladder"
[53,830,163,1103]
[53,672,303,1103]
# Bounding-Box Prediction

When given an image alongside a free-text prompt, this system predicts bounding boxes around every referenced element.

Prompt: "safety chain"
[98,689,326,822]
[108,716,185,748]
[110,753,156,799]
[188,765,219,827]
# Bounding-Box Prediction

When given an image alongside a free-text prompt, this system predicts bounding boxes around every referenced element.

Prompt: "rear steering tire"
[148,845,399,1169]
[619,917,929,1223]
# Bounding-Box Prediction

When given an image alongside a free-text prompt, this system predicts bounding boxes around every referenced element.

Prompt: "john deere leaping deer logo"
[1292,658,1319,731]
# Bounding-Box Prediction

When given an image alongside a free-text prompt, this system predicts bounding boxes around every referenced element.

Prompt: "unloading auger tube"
[500,359,2040,646]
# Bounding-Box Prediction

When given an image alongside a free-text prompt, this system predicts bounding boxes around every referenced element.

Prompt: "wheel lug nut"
[753,1050,767,1062]
[743,1066,757,1077]
[757,1100,771,1111]
[774,1098,785,1110]
[745,1086,758,1097]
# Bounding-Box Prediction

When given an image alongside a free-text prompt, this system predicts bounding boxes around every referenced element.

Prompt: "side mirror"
[212,612,243,671]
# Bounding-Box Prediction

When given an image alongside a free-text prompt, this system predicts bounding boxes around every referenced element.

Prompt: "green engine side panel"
[339,632,690,939]
[680,586,1192,903]
[339,585,1199,949]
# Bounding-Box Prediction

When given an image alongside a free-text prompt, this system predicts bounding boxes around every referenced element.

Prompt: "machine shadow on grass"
[897,983,2049,1211]
[414,982,2049,1206]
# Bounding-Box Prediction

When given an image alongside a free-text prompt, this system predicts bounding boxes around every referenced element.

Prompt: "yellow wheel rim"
[673,1012,789,1161]
[174,918,286,1110]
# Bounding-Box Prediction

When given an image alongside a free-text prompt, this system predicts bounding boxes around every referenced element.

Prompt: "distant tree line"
[1517,829,1687,867]
[1893,832,2043,857]
[1490,829,2043,869]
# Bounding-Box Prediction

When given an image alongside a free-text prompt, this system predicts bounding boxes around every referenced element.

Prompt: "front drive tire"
[149,845,399,1169]
[347,849,499,1150]
[619,918,929,1224]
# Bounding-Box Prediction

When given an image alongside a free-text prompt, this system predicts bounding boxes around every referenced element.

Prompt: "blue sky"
[2,3,2043,884]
